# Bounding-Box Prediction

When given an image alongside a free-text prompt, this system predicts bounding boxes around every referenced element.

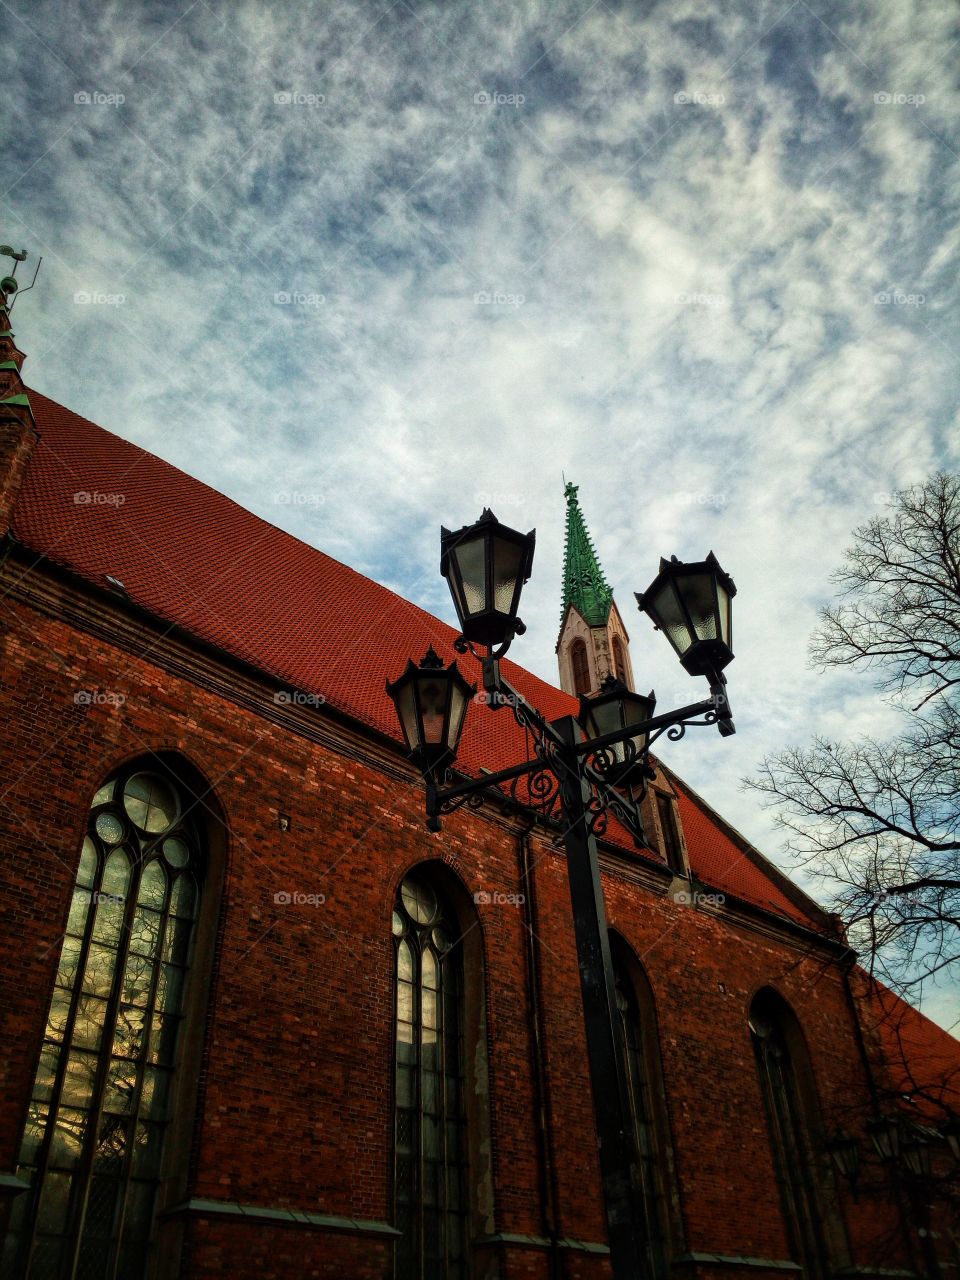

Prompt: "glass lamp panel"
[651,579,691,656]
[393,678,420,753]
[680,573,720,642]
[716,582,731,646]
[590,697,624,739]
[416,675,449,746]
[451,535,488,619]
[491,536,524,613]
[447,682,471,754]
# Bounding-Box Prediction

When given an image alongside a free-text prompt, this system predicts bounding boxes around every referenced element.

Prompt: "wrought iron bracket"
[421,668,733,842]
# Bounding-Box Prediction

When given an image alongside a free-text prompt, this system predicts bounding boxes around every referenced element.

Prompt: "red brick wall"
[0,585,917,1279]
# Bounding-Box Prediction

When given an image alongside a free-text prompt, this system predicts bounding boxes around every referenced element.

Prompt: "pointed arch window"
[392,873,468,1279]
[750,990,841,1279]
[611,945,675,1278]
[2,768,205,1280]
[571,639,591,698]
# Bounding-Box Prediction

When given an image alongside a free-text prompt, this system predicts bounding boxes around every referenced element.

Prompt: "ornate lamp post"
[387,510,738,1279]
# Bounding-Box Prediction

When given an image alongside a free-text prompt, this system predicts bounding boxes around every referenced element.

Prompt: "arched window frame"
[391,864,493,1280]
[609,934,683,1276]
[570,638,591,698]
[642,775,688,877]
[612,635,629,687]
[2,755,226,1280]
[748,988,849,1277]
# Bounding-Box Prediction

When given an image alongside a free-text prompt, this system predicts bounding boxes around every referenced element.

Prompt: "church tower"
[556,481,635,697]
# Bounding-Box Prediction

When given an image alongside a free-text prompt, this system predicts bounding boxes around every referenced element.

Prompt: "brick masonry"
[1,553,942,1280]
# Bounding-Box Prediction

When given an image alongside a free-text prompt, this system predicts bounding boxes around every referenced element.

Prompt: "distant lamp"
[826,1130,861,1191]
[943,1117,960,1163]
[867,1116,901,1163]
[386,647,476,777]
[579,677,656,788]
[636,551,736,679]
[441,509,535,650]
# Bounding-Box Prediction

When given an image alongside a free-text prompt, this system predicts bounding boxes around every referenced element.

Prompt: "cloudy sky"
[2,0,958,1024]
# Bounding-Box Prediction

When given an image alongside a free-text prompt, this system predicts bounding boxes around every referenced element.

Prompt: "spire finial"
[560,480,613,626]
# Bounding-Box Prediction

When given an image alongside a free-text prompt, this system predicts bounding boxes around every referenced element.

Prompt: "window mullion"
[104,866,171,1280]
[21,841,108,1277]
[64,846,141,1280]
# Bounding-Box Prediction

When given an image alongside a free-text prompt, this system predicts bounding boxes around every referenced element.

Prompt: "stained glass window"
[393,874,468,1279]
[2,767,203,1280]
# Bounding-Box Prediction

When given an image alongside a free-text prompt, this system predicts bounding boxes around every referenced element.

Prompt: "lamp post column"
[552,714,649,1279]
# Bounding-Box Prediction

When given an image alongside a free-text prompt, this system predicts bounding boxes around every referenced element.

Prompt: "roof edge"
[658,760,839,936]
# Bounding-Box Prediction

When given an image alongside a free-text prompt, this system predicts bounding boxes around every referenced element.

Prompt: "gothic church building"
[1,282,958,1279]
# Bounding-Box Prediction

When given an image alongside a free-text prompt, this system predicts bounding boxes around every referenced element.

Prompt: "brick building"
[0,279,958,1280]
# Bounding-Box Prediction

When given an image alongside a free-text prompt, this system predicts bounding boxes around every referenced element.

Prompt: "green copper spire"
[561,480,614,626]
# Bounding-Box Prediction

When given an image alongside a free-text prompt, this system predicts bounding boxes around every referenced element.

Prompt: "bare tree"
[747,473,960,1006]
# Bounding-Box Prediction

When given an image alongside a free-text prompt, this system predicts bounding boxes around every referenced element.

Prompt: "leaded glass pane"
[400,876,437,925]
[394,874,468,1280]
[71,996,109,1051]
[66,887,92,939]
[77,839,98,888]
[122,774,178,834]
[169,874,196,920]
[83,944,118,996]
[5,764,204,1280]
[45,986,72,1041]
[137,861,167,910]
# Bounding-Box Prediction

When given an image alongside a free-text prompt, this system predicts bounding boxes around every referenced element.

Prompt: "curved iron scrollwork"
[649,709,718,750]
[438,790,487,817]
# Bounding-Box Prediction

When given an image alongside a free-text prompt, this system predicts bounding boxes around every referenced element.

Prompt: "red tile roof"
[12,391,820,929]
[866,980,960,1120]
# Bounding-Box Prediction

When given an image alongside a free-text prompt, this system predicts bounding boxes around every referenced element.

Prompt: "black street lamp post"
[387,510,738,1280]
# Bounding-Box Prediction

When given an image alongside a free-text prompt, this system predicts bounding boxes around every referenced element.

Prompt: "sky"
[1,0,958,1025]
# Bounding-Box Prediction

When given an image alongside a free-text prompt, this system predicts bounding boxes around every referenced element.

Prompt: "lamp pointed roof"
[561,480,613,626]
